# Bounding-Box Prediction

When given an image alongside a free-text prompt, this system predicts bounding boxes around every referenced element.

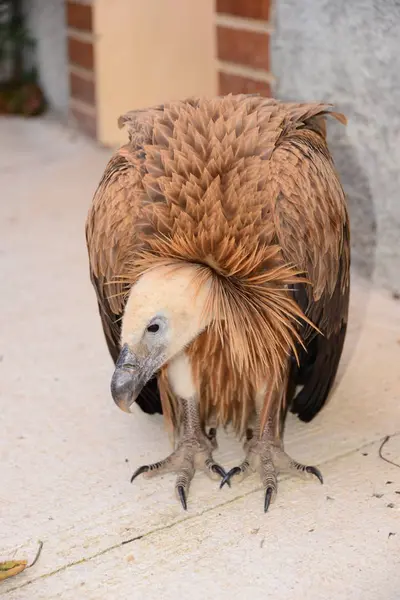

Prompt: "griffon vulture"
[86,95,350,512]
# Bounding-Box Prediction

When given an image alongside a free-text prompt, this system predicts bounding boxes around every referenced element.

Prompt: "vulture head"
[110,264,211,412]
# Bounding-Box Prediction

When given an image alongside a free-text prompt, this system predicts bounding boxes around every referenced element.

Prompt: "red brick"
[217,0,271,21]
[69,72,95,105]
[70,106,97,139]
[217,27,269,70]
[68,37,94,70]
[67,2,93,31]
[219,71,271,97]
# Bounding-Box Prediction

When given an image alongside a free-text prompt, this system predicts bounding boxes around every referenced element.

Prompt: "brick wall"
[66,1,97,138]
[216,0,272,97]
[63,0,272,141]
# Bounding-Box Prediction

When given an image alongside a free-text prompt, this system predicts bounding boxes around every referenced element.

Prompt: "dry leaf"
[0,560,28,581]
[0,541,43,582]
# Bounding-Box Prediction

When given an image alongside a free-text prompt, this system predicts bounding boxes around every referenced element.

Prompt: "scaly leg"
[220,384,323,512]
[131,354,226,510]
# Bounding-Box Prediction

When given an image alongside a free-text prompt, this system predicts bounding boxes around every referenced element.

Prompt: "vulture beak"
[111,344,157,413]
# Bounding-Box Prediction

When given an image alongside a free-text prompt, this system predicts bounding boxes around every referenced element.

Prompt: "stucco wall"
[272,0,400,293]
[24,0,69,117]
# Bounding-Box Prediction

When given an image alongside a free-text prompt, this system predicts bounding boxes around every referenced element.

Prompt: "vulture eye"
[147,323,160,334]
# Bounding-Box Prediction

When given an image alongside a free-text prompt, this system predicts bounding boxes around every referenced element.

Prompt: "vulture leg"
[220,382,323,512]
[130,398,227,510]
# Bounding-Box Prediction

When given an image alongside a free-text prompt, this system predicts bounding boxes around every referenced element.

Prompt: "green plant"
[0,0,45,115]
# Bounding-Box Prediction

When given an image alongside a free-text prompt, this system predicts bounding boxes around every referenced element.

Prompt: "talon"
[264,486,274,513]
[177,485,187,510]
[207,427,218,450]
[130,465,149,483]
[211,464,227,480]
[211,464,230,486]
[208,427,217,440]
[306,466,324,485]
[220,466,241,489]
[245,428,253,441]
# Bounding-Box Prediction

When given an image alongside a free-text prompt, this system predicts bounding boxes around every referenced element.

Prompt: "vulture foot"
[131,427,227,510]
[220,434,323,512]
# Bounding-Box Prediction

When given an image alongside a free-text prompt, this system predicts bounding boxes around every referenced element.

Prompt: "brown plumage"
[86,95,350,511]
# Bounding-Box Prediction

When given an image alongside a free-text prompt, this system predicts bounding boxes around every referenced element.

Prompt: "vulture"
[86,95,350,512]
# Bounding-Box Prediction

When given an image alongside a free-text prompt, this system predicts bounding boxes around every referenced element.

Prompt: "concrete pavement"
[0,117,399,599]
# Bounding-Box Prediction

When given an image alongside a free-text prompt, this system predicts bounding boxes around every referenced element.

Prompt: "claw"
[177,485,187,510]
[211,464,230,486]
[245,428,254,441]
[211,464,226,479]
[207,427,217,440]
[206,427,218,451]
[264,486,274,513]
[220,466,241,489]
[306,466,324,485]
[130,465,149,483]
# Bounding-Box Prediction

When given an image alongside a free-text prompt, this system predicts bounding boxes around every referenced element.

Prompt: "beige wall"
[94,0,217,146]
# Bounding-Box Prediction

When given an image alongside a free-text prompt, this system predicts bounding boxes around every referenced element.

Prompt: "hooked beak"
[110,344,160,413]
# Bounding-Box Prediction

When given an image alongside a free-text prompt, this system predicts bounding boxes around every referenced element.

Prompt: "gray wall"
[24,0,69,117]
[272,0,400,293]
